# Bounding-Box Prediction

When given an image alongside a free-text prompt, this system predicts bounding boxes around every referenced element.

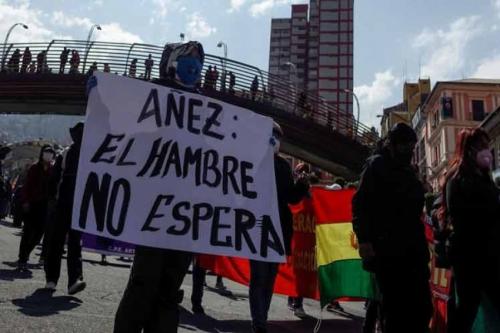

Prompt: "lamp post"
[344,89,360,138]
[217,41,227,91]
[284,61,298,113]
[2,23,29,71]
[83,24,101,72]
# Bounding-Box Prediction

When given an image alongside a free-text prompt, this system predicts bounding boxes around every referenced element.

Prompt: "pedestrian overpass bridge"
[0,40,377,179]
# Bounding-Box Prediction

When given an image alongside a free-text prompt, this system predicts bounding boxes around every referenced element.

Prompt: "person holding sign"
[249,123,309,333]
[113,41,206,333]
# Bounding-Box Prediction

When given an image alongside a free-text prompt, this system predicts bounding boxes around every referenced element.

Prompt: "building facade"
[268,0,354,118]
[380,78,431,137]
[418,79,500,190]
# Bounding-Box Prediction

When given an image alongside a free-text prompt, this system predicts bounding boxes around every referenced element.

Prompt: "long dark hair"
[438,128,490,225]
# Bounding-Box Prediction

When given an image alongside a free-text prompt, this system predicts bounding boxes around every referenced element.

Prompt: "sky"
[1,0,500,128]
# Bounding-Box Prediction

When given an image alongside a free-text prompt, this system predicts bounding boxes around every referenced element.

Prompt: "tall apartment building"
[268,0,354,118]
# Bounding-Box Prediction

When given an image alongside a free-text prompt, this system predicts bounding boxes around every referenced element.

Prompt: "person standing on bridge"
[36,51,45,74]
[103,63,111,73]
[69,50,80,74]
[251,75,259,101]
[114,41,206,333]
[8,48,21,73]
[229,71,236,94]
[128,58,137,78]
[352,123,432,333]
[144,54,154,80]
[59,47,70,73]
[249,122,309,333]
[21,47,32,73]
[17,145,55,271]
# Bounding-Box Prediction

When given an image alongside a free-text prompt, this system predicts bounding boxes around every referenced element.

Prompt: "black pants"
[447,256,500,333]
[18,201,47,263]
[376,260,432,333]
[191,261,206,307]
[114,246,192,333]
[363,300,383,333]
[44,202,83,288]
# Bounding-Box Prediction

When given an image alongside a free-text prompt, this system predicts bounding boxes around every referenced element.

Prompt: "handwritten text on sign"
[72,73,285,263]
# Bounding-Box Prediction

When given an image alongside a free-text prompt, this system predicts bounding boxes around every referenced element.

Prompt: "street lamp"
[344,89,360,138]
[284,61,298,113]
[83,24,102,73]
[2,23,29,71]
[217,41,228,91]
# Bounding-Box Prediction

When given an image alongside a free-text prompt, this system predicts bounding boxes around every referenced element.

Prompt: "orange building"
[417,79,500,190]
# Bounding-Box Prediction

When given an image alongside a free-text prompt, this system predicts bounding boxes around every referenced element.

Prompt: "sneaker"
[326,302,345,313]
[192,304,205,314]
[68,281,86,295]
[294,306,307,318]
[251,324,267,333]
[45,282,57,291]
[17,261,28,271]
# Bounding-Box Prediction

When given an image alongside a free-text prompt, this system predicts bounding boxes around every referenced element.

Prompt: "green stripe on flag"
[318,259,376,307]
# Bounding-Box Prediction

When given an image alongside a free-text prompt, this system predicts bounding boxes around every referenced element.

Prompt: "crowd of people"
[1,39,499,333]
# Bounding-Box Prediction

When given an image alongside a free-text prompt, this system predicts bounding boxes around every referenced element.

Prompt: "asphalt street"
[0,219,365,333]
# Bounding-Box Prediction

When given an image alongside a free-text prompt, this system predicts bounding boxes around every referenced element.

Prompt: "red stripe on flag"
[311,187,355,225]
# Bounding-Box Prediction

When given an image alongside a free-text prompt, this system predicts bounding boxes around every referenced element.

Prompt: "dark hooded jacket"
[352,148,428,264]
[21,145,54,205]
[57,123,83,207]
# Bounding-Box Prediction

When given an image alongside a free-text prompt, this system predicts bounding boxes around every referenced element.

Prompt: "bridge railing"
[1,40,378,146]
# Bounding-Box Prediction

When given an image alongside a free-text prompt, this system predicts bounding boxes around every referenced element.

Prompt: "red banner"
[199,197,320,299]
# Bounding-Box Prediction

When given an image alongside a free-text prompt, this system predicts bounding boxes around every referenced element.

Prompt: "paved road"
[0,219,365,332]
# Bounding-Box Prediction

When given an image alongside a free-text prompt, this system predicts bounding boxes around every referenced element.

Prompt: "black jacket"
[274,155,309,255]
[352,150,428,263]
[446,171,500,258]
[57,142,81,207]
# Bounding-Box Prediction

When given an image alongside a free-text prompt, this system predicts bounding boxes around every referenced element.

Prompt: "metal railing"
[0,40,378,146]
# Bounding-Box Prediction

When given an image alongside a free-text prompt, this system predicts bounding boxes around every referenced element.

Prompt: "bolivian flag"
[311,187,376,307]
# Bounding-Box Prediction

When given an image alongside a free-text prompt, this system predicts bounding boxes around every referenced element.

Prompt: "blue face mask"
[176,56,202,87]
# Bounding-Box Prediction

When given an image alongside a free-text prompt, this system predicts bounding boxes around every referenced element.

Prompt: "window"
[472,100,485,121]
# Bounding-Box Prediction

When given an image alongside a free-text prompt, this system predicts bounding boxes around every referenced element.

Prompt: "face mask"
[42,152,54,163]
[176,56,202,87]
[476,149,492,170]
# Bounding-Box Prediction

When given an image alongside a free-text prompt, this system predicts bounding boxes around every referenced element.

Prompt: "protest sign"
[72,73,285,263]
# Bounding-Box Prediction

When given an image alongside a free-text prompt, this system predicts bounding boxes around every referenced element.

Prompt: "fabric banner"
[81,233,135,257]
[72,72,285,263]
[199,196,319,299]
[200,188,375,303]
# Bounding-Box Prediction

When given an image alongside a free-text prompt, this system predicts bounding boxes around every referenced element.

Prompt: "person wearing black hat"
[17,144,55,271]
[114,41,205,333]
[44,122,86,295]
[352,123,432,333]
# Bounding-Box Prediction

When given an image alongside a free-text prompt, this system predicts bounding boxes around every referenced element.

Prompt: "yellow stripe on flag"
[316,222,361,266]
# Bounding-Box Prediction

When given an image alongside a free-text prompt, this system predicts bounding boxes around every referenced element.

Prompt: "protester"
[88,62,98,75]
[144,54,154,80]
[21,47,32,73]
[352,123,432,333]
[44,123,86,295]
[249,122,309,333]
[59,47,70,73]
[113,41,205,333]
[17,145,55,271]
[213,65,219,90]
[251,75,259,101]
[442,128,500,332]
[103,63,111,73]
